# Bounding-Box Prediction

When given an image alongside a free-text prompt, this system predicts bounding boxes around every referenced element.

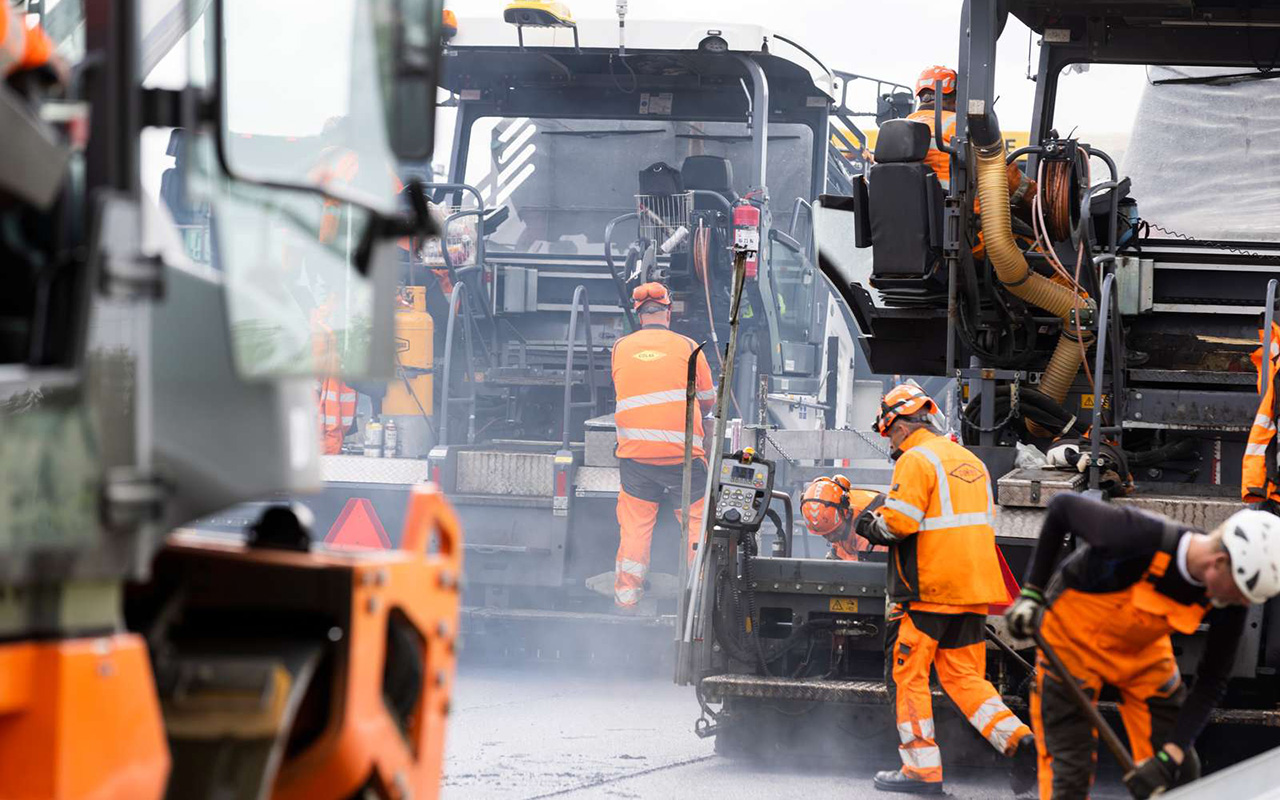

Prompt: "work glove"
[1004,587,1045,639]
[1046,440,1084,471]
[853,494,896,546]
[1124,748,1179,799]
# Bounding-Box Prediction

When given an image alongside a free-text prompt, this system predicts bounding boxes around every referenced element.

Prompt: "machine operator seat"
[681,155,736,212]
[867,118,946,307]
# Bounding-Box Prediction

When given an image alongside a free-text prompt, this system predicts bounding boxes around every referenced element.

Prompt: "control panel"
[713,448,775,530]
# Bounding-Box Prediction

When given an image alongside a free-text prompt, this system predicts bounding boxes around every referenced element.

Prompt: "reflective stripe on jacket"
[317,376,357,455]
[612,326,714,465]
[877,428,1008,605]
[1243,321,1280,505]
[906,109,957,186]
[904,108,1033,208]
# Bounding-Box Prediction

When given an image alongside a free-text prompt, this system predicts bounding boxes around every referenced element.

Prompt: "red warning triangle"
[325,498,392,550]
[988,544,1022,615]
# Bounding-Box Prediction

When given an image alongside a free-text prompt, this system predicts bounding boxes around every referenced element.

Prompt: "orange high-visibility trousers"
[886,603,1031,783]
[1030,591,1190,799]
[614,458,706,607]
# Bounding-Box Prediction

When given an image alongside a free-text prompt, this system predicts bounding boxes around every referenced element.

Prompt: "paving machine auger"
[681,0,1280,770]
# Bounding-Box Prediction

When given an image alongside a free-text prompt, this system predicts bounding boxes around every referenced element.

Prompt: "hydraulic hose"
[974,132,1093,404]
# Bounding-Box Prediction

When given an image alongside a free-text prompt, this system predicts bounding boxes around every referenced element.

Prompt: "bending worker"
[610,283,714,614]
[1006,493,1280,799]
[801,475,881,561]
[852,383,1036,795]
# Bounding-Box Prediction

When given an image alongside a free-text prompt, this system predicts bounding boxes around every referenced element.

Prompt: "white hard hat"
[1221,509,1280,604]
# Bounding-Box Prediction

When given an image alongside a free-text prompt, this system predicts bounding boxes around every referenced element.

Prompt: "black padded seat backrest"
[681,155,736,206]
[868,166,943,278]
[874,118,932,164]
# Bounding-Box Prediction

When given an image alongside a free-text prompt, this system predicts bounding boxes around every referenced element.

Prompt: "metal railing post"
[440,283,481,447]
[561,285,601,449]
[1089,272,1117,491]
[1265,278,1278,406]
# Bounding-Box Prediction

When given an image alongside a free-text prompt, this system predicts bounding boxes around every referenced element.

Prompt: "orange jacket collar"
[899,427,938,453]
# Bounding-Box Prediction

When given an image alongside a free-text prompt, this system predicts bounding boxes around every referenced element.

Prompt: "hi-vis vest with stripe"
[611,327,714,464]
[906,108,957,186]
[879,429,1007,605]
[1243,321,1280,506]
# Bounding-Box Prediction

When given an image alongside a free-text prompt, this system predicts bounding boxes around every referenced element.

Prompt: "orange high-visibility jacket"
[1244,321,1280,506]
[907,108,958,186]
[0,5,53,76]
[612,326,714,465]
[877,428,1008,606]
[311,306,356,455]
[906,108,1032,204]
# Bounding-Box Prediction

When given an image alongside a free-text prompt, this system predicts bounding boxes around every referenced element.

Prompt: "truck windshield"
[1053,63,1280,243]
[458,117,815,254]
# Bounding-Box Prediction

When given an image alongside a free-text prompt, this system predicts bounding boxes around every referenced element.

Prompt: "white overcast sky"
[440,0,1146,152]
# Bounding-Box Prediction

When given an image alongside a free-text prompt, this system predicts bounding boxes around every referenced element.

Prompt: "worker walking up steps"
[610,282,715,614]
[852,383,1036,794]
[1006,494,1280,798]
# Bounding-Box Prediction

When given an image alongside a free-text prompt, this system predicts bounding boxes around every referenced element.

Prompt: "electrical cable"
[608,52,638,94]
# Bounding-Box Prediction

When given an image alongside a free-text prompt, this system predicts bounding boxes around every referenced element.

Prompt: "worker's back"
[888,430,1006,606]
[906,108,955,185]
[611,327,711,464]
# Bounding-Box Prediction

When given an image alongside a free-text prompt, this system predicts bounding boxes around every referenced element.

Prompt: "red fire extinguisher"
[732,201,761,278]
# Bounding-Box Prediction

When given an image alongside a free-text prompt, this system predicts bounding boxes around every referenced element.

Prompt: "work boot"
[873,770,943,795]
[1009,735,1038,795]
[613,596,657,617]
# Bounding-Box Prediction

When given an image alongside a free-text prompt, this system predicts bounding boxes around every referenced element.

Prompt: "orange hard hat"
[874,382,939,436]
[801,476,852,537]
[802,477,883,539]
[915,65,957,98]
[632,282,672,311]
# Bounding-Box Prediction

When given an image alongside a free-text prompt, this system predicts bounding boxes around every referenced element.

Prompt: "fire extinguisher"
[732,200,761,278]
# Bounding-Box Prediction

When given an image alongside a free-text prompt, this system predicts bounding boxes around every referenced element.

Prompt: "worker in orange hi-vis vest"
[610,283,714,614]
[852,383,1036,795]
[1243,319,1280,516]
[311,303,356,455]
[800,475,882,561]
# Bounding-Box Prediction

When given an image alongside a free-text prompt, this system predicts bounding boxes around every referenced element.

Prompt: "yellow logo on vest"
[633,350,667,362]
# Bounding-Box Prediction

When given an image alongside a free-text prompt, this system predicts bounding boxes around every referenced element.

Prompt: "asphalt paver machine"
[286,8,912,666]
[682,0,1280,770]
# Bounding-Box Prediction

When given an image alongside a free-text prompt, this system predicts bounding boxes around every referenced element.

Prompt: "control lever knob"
[723,508,741,523]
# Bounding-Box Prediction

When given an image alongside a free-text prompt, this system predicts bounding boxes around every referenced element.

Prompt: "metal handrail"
[1265,279,1278,405]
[603,212,640,331]
[1089,272,1118,492]
[560,285,602,450]
[932,80,957,156]
[439,283,481,448]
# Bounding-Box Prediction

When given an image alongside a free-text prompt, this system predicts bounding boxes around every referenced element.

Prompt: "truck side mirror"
[215,0,443,206]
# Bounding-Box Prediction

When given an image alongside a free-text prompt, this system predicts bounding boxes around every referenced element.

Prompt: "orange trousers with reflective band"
[615,459,705,607]
[1030,589,1187,799]
[886,602,1031,782]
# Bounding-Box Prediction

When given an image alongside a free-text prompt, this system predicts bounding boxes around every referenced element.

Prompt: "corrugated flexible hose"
[975,140,1091,404]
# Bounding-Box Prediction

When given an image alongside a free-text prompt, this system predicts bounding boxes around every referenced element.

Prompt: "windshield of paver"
[460,118,815,253]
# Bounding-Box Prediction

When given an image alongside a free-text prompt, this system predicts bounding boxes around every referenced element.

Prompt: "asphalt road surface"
[442,664,1131,800]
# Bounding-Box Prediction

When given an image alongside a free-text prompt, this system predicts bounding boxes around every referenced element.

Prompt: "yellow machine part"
[385,286,433,416]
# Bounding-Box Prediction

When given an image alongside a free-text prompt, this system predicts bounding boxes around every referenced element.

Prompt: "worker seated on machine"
[801,475,882,561]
